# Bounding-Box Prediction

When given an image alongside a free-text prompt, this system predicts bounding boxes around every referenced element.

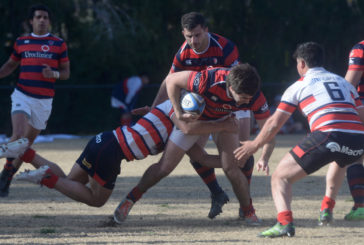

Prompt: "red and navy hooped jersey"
[170,33,239,73]
[186,67,270,121]
[113,100,174,161]
[348,40,364,99]
[277,67,364,134]
[11,33,69,99]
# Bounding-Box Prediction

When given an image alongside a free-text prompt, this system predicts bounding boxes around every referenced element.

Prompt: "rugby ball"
[180,90,205,115]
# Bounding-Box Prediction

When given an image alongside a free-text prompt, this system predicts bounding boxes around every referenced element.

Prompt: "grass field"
[0,134,363,244]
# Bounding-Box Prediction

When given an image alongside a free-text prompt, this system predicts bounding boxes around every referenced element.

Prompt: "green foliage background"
[0,0,363,134]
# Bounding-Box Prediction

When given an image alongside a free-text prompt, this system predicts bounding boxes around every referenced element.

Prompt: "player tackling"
[2,99,236,213]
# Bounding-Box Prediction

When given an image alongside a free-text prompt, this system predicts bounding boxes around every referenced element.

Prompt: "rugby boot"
[239,208,262,226]
[244,212,262,226]
[208,191,229,219]
[16,165,50,184]
[114,197,135,224]
[344,207,364,221]
[0,138,29,159]
[258,222,295,238]
[318,208,333,226]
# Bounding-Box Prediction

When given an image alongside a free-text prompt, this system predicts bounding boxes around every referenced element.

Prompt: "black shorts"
[76,131,124,189]
[290,131,364,175]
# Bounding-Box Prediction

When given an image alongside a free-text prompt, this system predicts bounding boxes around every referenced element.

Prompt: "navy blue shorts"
[290,131,364,175]
[76,131,124,189]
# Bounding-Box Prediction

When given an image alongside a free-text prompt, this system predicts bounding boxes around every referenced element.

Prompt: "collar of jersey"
[31,32,51,38]
[304,67,326,76]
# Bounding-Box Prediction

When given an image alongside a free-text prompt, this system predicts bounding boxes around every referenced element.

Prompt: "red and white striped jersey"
[113,100,174,161]
[277,67,364,134]
[11,33,69,99]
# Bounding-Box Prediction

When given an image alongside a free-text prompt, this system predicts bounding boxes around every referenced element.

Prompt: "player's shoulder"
[47,34,65,42]
[352,40,364,50]
[177,40,189,53]
[210,32,236,46]
[17,34,32,40]
[210,32,226,41]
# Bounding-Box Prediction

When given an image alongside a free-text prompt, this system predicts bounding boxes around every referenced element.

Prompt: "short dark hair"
[181,12,207,30]
[226,63,261,96]
[292,42,324,68]
[28,4,52,21]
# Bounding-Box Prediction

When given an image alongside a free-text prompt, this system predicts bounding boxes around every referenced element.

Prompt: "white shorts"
[11,89,53,130]
[169,126,220,151]
[234,110,251,119]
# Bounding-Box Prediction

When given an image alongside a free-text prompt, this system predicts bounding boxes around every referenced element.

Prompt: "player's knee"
[271,171,288,187]
[222,164,237,177]
[88,198,107,207]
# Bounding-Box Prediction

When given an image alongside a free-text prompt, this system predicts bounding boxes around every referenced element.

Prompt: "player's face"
[30,10,50,35]
[228,86,253,106]
[182,25,209,52]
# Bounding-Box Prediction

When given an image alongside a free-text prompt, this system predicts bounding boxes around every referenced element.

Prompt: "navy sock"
[347,163,364,207]
[3,158,17,179]
[190,160,223,195]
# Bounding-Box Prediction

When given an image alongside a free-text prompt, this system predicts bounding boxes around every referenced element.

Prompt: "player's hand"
[131,106,151,115]
[42,64,59,79]
[233,140,258,163]
[256,159,269,176]
[180,112,199,122]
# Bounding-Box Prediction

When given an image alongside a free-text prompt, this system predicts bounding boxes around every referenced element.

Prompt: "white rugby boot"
[0,138,29,158]
[16,165,50,185]
[114,197,135,224]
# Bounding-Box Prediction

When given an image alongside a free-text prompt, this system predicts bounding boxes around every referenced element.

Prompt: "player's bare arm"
[345,69,363,87]
[131,105,151,116]
[165,70,191,120]
[151,79,169,108]
[172,114,238,135]
[58,61,70,80]
[0,58,19,79]
[234,110,289,162]
[254,117,276,175]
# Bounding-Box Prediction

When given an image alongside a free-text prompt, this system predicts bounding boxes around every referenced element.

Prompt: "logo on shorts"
[261,102,269,112]
[96,133,102,143]
[82,158,92,169]
[326,142,363,156]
